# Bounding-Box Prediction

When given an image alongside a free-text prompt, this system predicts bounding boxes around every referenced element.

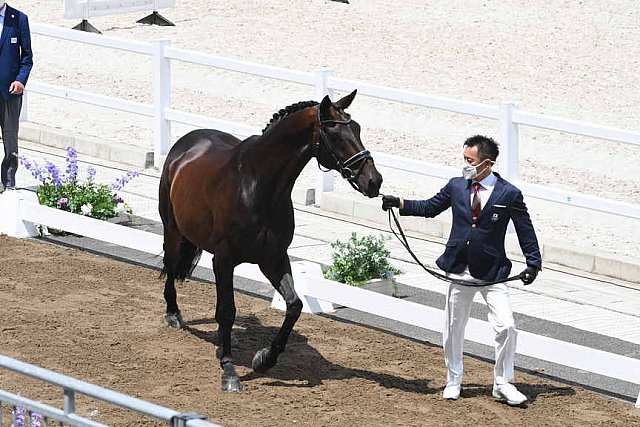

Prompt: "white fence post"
[153,39,171,169]
[0,191,39,238]
[499,102,519,183]
[313,68,336,205]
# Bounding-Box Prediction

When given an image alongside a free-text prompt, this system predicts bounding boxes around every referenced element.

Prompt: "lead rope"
[385,204,524,286]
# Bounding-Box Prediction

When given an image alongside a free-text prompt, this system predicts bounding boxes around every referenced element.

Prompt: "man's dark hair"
[463,135,499,161]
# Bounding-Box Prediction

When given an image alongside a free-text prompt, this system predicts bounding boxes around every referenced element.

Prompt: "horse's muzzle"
[365,173,382,198]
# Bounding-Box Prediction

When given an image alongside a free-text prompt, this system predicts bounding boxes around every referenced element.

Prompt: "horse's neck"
[240,125,314,201]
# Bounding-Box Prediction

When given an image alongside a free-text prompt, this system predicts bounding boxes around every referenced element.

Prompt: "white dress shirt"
[0,4,6,43]
[470,171,497,210]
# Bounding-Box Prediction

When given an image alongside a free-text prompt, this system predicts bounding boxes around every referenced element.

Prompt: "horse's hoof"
[252,347,274,373]
[221,374,243,392]
[164,312,183,329]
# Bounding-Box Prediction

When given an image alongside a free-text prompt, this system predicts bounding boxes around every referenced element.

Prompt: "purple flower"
[10,407,42,427]
[45,161,63,187]
[32,413,43,427]
[56,197,69,207]
[87,166,97,183]
[12,406,26,427]
[19,156,47,183]
[65,146,79,182]
[113,194,124,203]
[111,170,139,191]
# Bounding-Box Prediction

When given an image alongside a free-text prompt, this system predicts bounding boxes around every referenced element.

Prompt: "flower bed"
[20,146,138,221]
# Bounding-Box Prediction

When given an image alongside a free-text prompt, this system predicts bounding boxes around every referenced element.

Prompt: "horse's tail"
[161,237,203,281]
[158,155,203,282]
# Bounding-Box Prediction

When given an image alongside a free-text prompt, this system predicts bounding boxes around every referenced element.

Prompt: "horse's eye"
[323,123,341,133]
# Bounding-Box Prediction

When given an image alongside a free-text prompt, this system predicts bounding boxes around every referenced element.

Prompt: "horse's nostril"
[368,179,381,196]
[370,176,382,189]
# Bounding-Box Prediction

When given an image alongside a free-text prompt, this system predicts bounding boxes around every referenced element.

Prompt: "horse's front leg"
[253,254,303,373]
[214,256,242,392]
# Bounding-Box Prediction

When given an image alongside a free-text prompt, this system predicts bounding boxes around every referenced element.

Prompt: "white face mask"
[462,159,492,180]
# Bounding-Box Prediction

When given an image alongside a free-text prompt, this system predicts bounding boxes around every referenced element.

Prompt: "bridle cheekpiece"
[315,105,372,194]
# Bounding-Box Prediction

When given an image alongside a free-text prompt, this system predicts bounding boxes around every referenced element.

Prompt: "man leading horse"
[382,134,542,406]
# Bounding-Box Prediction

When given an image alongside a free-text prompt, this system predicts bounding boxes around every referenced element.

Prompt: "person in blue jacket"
[0,2,32,192]
[382,135,542,406]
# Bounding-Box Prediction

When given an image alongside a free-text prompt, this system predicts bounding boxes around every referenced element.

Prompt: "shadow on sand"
[182,314,437,395]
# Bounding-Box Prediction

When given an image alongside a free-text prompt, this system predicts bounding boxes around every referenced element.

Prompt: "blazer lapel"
[463,179,473,214]
[0,7,13,54]
[478,177,507,220]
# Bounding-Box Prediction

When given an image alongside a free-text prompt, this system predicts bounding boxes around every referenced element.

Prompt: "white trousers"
[443,274,517,386]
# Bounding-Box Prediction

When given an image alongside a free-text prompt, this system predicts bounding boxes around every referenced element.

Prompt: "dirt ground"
[0,235,637,426]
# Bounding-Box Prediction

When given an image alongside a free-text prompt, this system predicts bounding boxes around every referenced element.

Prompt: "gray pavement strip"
[36,218,640,406]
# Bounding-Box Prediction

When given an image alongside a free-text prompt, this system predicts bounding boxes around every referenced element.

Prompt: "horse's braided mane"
[262,100,319,134]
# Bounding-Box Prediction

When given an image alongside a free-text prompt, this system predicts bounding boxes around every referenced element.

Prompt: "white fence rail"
[25,23,640,220]
[0,355,219,427]
[1,192,639,408]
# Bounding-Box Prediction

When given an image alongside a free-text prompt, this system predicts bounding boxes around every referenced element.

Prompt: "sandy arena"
[0,236,638,426]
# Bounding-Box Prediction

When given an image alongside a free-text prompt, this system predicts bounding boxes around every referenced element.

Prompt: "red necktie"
[471,182,482,223]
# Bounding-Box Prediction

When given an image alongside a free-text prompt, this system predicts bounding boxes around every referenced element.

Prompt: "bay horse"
[158,90,382,392]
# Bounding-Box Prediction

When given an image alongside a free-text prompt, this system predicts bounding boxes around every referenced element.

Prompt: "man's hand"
[520,267,539,285]
[9,81,25,95]
[382,195,400,211]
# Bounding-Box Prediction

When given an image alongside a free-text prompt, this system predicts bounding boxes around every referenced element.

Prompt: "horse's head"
[315,90,383,198]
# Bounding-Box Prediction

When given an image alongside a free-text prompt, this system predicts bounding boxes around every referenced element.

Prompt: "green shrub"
[324,232,401,286]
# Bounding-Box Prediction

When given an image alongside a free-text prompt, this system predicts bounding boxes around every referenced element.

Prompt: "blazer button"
[471,224,477,228]
[466,240,470,245]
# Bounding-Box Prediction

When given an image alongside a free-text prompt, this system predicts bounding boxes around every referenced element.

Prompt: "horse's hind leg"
[253,254,302,373]
[161,228,184,328]
[214,254,242,392]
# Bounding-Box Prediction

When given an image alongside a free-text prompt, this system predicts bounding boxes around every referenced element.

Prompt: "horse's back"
[162,129,241,180]
[167,129,241,159]
[159,129,246,239]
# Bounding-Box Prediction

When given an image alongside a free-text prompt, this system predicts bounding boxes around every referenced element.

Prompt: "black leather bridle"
[315,107,372,194]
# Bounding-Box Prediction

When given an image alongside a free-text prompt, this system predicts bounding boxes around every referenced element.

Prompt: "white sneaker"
[492,383,527,406]
[442,383,461,400]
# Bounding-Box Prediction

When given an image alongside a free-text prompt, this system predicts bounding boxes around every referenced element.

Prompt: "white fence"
[1,190,639,408]
[24,23,640,220]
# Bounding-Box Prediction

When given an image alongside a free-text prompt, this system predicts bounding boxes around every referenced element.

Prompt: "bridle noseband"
[315,107,372,194]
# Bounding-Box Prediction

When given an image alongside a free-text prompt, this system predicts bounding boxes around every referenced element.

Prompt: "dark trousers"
[0,96,22,188]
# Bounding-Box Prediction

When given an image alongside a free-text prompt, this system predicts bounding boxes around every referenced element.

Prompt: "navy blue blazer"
[0,5,33,100]
[401,173,542,281]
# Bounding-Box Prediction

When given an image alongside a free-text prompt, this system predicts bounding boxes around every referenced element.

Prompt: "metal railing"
[25,23,640,220]
[0,354,221,427]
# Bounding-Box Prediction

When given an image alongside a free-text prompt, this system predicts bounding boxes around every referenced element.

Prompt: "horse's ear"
[336,89,357,110]
[319,95,333,119]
